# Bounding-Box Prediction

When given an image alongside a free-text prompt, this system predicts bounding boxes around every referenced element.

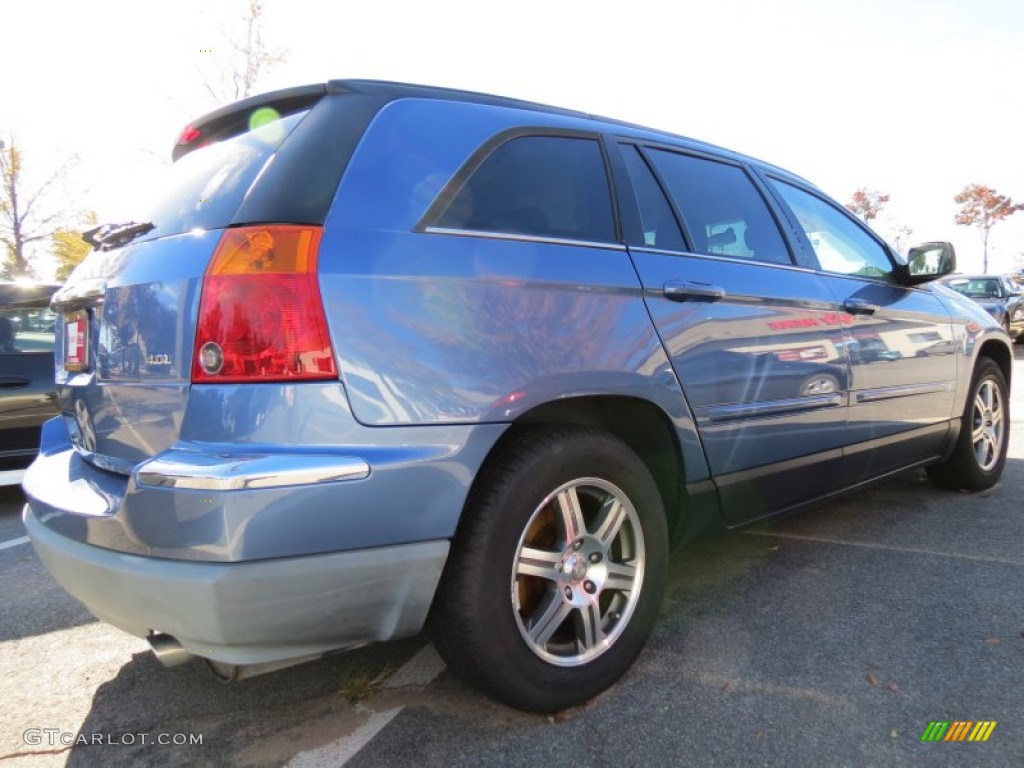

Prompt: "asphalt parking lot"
[2,347,1022,767]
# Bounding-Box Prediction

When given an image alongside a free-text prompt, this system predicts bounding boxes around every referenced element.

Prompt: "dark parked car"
[22,81,1012,713]
[941,274,1024,341]
[0,282,60,485]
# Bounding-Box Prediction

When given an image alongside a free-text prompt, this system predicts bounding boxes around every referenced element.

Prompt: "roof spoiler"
[172,83,327,161]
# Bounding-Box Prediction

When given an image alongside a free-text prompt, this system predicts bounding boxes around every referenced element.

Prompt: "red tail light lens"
[192,225,337,383]
[177,124,202,146]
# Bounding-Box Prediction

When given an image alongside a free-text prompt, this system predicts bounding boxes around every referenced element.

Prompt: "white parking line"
[0,535,30,551]
[285,644,446,768]
[286,708,404,768]
[381,643,446,689]
[744,530,1024,566]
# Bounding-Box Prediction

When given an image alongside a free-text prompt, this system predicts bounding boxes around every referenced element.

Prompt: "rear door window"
[644,149,793,265]
[435,136,616,243]
[618,144,686,252]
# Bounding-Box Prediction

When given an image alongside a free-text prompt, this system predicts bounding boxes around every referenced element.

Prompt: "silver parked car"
[941,274,1024,341]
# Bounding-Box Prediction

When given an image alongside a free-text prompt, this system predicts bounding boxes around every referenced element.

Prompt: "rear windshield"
[135,109,309,243]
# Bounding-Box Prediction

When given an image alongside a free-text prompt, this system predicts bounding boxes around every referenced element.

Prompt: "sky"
[3,0,1024,277]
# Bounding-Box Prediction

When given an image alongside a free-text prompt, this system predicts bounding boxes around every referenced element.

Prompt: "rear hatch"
[52,84,379,473]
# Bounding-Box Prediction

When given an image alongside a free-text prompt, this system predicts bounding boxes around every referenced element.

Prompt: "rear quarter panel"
[318,99,710,483]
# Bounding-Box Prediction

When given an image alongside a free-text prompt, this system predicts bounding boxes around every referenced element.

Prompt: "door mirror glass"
[905,242,956,282]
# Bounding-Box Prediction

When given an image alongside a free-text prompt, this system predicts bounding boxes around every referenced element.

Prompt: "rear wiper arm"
[82,221,156,250]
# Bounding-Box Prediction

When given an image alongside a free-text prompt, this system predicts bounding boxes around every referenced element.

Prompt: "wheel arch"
[469,395,686,540]
[977,338,1012,390]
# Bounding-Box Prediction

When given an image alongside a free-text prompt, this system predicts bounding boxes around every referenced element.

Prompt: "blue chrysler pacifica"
[23,80,1012,712]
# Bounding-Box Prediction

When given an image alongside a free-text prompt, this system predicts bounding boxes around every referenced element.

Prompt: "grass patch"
[337,664,394,703]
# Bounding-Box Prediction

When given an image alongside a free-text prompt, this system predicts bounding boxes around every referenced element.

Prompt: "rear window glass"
[0,306,56,354]
[436,136,616,244]
[135,109,309,242]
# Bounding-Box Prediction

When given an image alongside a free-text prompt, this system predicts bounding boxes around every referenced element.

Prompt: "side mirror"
[895,241,956,285]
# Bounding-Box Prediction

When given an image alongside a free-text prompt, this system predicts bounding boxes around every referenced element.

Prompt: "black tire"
[432,426,668,712]
[927,357,1009,491]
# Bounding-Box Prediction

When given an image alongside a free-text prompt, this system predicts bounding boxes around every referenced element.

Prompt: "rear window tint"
[646,149,792,265]
[0,306,55,354]
[619,144,685,252]
[137,110,309,242]
[436,136,616,243]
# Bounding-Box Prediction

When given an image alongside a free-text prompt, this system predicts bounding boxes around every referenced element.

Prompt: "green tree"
[0,136,75,279]
[52,211,99,281]
[954,184,1022,274]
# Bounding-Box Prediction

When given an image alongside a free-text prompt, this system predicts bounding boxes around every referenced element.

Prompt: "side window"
[436,136,616,243]
[645,149,792,265]
[618,144,685,252]
[0,306,56,354]
[770,180,893,278]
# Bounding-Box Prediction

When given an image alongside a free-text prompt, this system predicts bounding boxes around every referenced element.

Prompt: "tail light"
[192,225,337,383]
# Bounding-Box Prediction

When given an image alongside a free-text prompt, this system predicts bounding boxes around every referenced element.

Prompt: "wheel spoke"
[527,590,574,647]
[972,422,986,442]
[556,487,587,543]
[516,546,562,581]
[575,601,604,652]
[593,498,627,547]
[974,390,988,417]
[605,560,638,591]
[976,435,994,467]
[980,381,994,409]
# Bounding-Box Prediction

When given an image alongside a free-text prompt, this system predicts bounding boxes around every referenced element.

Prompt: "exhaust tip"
[148,633,192,667]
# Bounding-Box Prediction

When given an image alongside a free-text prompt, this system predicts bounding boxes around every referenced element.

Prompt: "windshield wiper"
[82,221,156,250]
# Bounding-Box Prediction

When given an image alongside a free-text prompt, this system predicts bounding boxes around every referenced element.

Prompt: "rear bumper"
[24,506,448,665]
[22,413,504,562]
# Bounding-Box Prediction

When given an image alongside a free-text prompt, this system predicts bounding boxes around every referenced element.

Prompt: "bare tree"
[845,188,890,222]
[954,184,1022,274]
[884,217,914,254]
[0,136,76,279]
[200,0,287,105]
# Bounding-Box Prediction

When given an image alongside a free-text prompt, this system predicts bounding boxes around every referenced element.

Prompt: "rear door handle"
[0,376,31,389]
[843,298,878,315]
[663,280,727,302]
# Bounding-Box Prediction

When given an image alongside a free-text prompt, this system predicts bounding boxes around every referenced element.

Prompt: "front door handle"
[843,298,878,315]
[663,280,727,302]
[0,376,31,389]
